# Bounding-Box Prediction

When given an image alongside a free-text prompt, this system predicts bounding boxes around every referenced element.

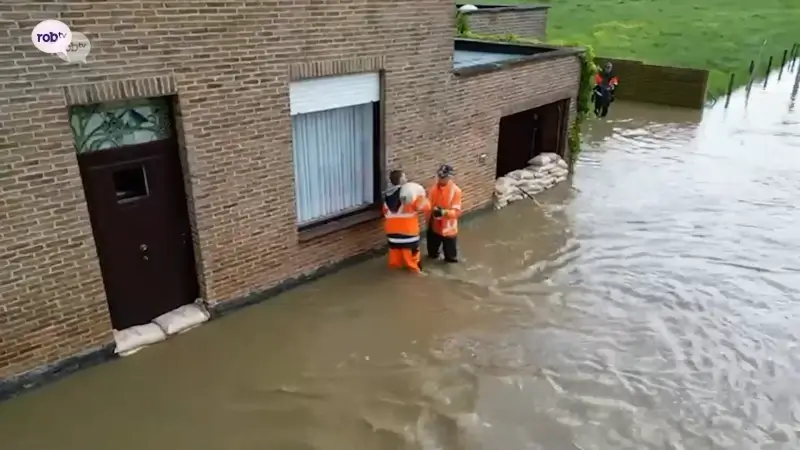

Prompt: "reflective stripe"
[384,211,417,218]
[442,187,460,234]
[388,235,420,244]
[448,187,458,205]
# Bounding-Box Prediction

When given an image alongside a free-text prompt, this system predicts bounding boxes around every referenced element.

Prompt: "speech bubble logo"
[56,31,91,64]
[31,20,72,54]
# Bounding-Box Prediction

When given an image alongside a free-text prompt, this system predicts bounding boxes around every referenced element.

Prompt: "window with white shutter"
[289,73,382,227]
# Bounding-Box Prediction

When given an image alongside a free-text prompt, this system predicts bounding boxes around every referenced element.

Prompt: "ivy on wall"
[455,12,597,170]
[456,11,470,35]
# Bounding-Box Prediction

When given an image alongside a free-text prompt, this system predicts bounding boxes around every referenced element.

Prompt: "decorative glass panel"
[292,103,375,225]
[69,97,172,153]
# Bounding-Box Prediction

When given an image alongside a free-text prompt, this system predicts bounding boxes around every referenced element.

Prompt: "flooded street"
[2,70,800,449]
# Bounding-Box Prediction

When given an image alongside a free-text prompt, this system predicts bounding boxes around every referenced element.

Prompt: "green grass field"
[471,0,800,98]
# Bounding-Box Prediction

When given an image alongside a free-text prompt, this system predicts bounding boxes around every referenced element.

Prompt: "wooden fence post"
[779,49,788,80]
[792,56,800,102]
[763,55,773,87]
[724,72,734,108]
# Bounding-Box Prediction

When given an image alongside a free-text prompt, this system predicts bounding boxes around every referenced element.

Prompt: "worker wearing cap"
[426,164,462,263]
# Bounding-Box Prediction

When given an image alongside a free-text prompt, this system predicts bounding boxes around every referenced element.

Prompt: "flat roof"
[452,38,583,77]
[453,50,524,70]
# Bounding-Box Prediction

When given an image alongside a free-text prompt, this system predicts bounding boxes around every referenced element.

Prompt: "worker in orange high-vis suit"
[426,164,462,263]
[593,62,619,117]
[594,62,619,90]
[383,170,430,273]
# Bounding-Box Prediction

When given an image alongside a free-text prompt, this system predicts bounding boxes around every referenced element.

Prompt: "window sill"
[297,208,382,243]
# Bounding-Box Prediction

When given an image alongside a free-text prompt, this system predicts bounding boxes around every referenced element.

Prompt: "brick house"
[0,1,581,391]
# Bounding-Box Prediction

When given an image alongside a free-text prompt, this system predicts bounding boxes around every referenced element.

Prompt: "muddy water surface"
[2,70,800,449]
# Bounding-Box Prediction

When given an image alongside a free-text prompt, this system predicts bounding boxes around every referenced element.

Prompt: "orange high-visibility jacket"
[426,181,462,237]
[383,187,429,248]
[595,72,618,87]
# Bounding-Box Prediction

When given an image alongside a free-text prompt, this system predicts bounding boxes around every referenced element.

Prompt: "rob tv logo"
[31,20,72,54]
[37,30,67,43]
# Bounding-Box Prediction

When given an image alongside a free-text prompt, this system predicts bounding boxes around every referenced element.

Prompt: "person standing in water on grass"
[426,164,462,263]
[383,169,430,274]
[595,62,619,93]
[593,61,619,117]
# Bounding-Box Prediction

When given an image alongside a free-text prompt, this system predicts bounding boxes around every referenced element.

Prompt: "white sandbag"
[517,178,542,188]
[527,154,549,166]
[520,181,545,193]
[505,170,526,181]
[539,175,556,187]
[528,152,560,166]
[554,175,568,184]
[494,177,514,194]
[400,182,426,204]
[556,158,568,170]
[114,323,167,356]
[543,152,561,161]
[507,193,523,202]
[494,199,509,209]
[536,176,551,185]
[526,164,549,174]
[518,169,536,180]
[153,303,211,336]
[544,163,562,174]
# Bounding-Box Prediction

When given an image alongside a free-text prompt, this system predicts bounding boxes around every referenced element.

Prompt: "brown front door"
[79,140,198,330]
[537,99,570,158]
[496,109,537,177]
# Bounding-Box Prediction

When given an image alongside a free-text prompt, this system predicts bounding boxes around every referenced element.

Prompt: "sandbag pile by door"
[493,153,569,210]
[113,302,211,356]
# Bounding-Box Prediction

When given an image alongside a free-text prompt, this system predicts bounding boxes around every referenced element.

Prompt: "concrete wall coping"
[456,3,551,13]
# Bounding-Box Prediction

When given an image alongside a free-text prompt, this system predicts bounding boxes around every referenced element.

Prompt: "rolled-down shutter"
[289,72,380,116]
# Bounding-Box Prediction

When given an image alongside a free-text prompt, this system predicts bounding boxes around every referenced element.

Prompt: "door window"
[69,97,173,153]
[112,166,149,203]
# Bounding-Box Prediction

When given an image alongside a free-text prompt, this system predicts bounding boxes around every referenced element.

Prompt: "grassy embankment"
[472,0,800,99]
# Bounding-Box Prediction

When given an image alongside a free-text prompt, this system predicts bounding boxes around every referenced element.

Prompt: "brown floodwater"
[2,69,800,449]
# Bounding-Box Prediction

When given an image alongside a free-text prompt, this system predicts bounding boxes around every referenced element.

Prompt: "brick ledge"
[63,74,177,105]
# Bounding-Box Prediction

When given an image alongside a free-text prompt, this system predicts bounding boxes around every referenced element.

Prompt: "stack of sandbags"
[493,152,569,210]
[114,302,211,357]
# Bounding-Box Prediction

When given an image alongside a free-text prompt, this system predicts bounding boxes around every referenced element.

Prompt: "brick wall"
[458,5,549,41]
[0,1,579,381]
[596,57,709,109]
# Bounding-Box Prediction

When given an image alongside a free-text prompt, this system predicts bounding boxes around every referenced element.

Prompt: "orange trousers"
[388,248,422,273]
